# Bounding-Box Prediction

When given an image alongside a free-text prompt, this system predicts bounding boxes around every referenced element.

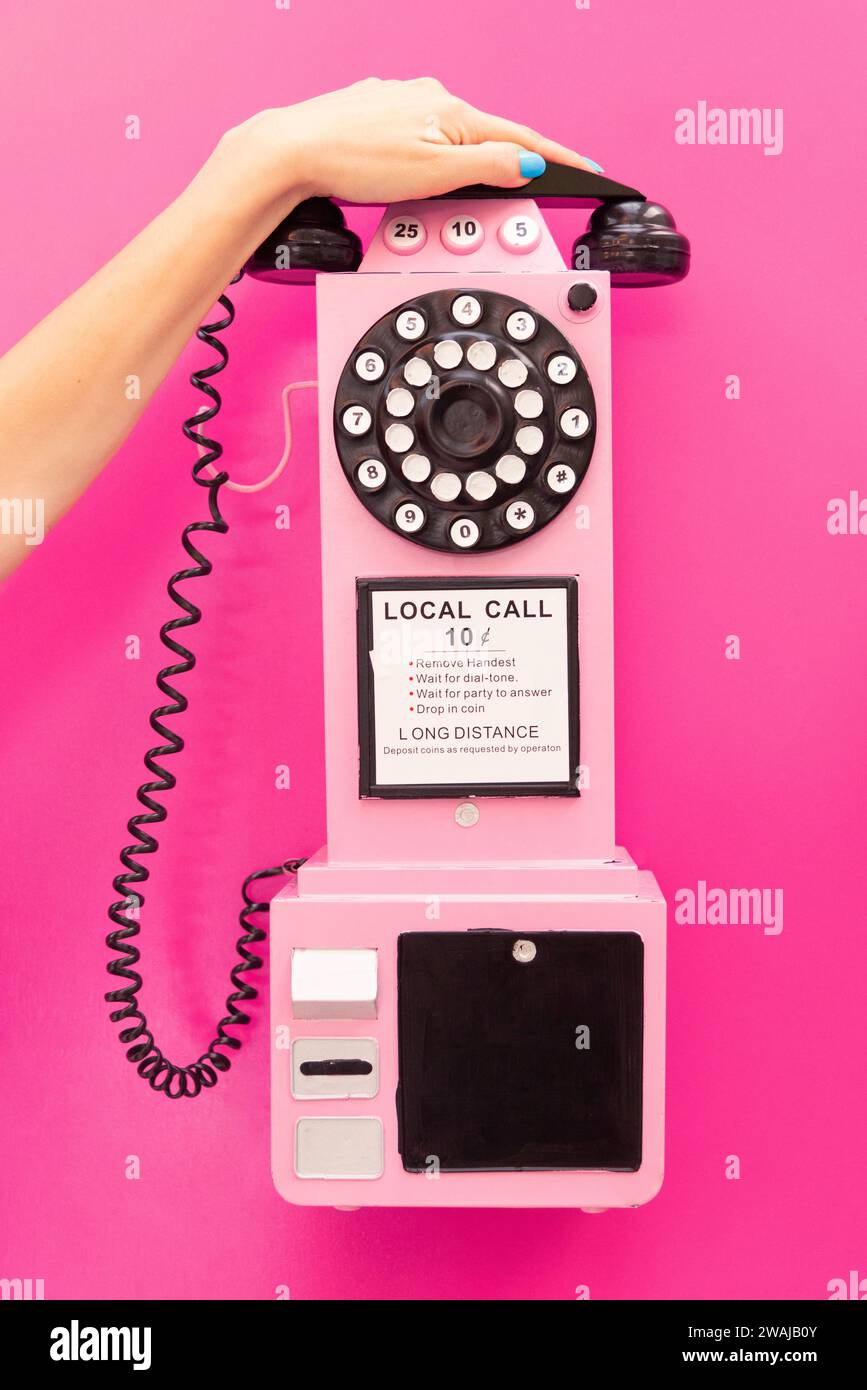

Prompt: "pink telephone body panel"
[270,198,666,1210]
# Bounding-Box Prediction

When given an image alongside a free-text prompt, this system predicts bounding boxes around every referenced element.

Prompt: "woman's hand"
[0,77,601,580]
[217,77,602,216]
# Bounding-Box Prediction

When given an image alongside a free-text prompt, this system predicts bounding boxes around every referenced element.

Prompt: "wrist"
[214,112,314,224]
[182,125,305,269]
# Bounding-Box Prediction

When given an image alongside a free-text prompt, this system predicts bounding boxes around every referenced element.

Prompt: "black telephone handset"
[245,162,689,286]
[106,162,689,1100]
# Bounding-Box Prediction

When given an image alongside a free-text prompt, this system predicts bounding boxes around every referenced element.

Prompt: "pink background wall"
[1,0,864,1300]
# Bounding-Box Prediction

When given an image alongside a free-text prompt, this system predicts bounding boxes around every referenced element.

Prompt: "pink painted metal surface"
[316,203,615,864]
[270,200,663,1209]
[271,880,665,1209]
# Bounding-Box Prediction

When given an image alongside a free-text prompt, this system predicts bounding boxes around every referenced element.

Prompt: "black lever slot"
[299,1058,374,1077]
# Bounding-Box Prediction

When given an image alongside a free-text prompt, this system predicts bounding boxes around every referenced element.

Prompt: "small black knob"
[567,282,598,312]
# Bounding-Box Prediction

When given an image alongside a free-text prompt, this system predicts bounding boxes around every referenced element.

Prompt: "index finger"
[463,106,603,173]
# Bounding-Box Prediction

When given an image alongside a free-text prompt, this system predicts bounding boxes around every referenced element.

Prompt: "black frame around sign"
[356,576,580,799]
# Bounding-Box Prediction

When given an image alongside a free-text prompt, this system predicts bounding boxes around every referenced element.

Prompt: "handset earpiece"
[573,199,690,286]
[245,196,362,284]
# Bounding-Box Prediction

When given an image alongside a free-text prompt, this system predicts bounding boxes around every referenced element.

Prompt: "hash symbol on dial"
[334,288,596,553]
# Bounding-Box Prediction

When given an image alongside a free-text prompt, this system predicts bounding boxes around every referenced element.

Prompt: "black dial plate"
[333,289,596,553]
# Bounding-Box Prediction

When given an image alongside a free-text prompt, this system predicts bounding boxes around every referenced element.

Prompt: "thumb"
[436,141,545,190]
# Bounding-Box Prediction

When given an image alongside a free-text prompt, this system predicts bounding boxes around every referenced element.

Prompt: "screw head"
[513,939,537,963]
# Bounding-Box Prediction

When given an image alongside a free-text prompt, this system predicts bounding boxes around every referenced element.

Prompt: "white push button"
[547,354,577,385]
[450,517,481,549]
[386,387,414,418]
[440,215,484,254]
[356,459,387,492]
[560,407,591,439]
[404,357,432,388]
[505,310,537,342]
[291,948,378,1020]
[505,499,536,531]
[354,350,385,382]
[497,358,528,389]
[465,470,496,501]
[395,501,426,534]
[546,462,577,493]
[401,453,431,483]
[495,454,526,485]
[342,405,372,436]
[395,309,426,341]
[291,1038,379,1100]
[385,422,414,453]
[451,293,483,326]
[295,1117,384,1180]
[433,339,463,370]
[515,388,544,419]
[515,424,544,455]
[498,213,542,254]
[384,215,427,255]
[467,340,497,372]
[431,471,462,502]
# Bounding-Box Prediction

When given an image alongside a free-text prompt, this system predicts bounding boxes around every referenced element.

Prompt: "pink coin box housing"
[270,196,666,1211]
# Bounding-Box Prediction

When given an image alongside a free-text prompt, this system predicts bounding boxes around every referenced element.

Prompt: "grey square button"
[295,1117,384,1180]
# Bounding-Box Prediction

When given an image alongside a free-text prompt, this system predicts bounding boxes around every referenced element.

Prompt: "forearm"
[0,130,296,579]
[0,79,594,581]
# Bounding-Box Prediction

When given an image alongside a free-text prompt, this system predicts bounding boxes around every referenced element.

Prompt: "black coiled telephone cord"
[105,271,305,1098]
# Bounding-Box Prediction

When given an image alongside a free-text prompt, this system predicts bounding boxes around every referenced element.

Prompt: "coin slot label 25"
[357,577,579,799]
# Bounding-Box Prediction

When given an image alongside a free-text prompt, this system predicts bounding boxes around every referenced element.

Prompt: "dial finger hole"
[495,454,527,485]
[497,358,528,389]
[386,387,415,418]
[505,310,537,342]
[401,453,431,483]
[559,407,591,439]
[395,502,426,533]
[404,357,433,388]
[395,309,426,340]
[515,425,544,455]
[465,470,497,501]
[547,353,577,385]
[354,350,386,382]
[433,339,464,370]
[546,463,577,493]
[342,404,372,436]
[430,471,462,502]
[515,388,544,419]
[385,422,415,453]
[450,517,481,549]
[356,459,387,491]
[505,499,536,532]
[451,293,483,326]
[467,340,497,372]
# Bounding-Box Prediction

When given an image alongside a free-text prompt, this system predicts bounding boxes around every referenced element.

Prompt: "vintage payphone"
[106,164,689,1212]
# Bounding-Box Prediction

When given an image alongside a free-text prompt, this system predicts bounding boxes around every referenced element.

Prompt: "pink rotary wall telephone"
[106,164,689,1212]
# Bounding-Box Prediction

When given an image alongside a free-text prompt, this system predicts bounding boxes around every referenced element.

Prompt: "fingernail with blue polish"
[580,157,605,173]
[519,151,546,179]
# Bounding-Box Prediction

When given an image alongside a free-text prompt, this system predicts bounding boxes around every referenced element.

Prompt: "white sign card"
[357,578,579,798]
